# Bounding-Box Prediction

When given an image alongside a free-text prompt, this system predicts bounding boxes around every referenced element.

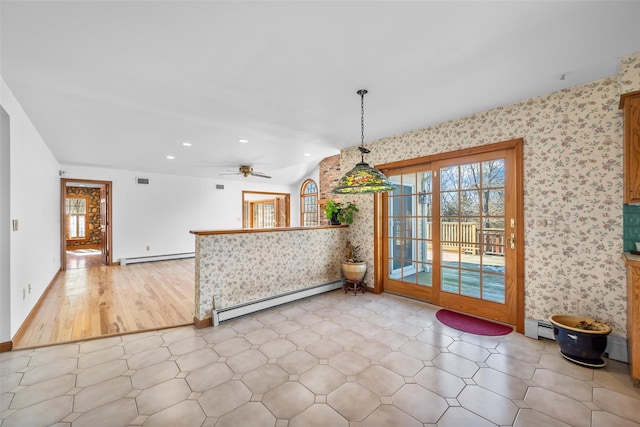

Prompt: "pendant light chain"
[357,89,368,161]
[360,90,365,148]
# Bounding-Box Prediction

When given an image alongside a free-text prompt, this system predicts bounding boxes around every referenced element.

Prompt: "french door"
[379,140,523,327]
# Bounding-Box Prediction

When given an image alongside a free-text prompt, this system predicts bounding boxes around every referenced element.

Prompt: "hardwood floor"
[13,259,195,349]
[66,249,104,269]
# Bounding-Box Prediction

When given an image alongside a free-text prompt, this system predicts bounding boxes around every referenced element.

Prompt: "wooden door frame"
[60,178,113,271]
[242,190,290,228]
[373,139,524,332]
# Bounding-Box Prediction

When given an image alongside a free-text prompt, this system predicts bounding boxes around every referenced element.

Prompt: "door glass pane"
[464,245,481,270]
[387,173,423,285]
[68,216,77,238]
[484,190,505,216]
[416,240,433,263]
[78,216,86,238]
[460,270,481,298]
[264,203,275,228]
[439,160,506,304]
[440,221,459,245]
[399,194,413,217]
[460,163,480,190]
[483,273,505,303]
[441,243,459,268]
[460,190,480,215]
[482,160,505,188]
[402,173,417,190]
[419,193,432,217]
[440,165,459,191]
[416,263,432,285]
[441,267,459,294]
[441,192,458,217]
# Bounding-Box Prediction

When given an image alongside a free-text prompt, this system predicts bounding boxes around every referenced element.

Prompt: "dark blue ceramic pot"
[549,314,611,368]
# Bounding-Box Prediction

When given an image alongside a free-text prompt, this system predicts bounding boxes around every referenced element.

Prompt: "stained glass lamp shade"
[333,147,394,194]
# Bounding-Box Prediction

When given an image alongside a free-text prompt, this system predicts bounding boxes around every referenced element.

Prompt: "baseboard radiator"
[524,317,628,363]
[119,252,195,266]
[212,280,343,326]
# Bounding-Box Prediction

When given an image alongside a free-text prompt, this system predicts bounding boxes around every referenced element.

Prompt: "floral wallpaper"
[194,227,348,320]
[342,51,640,338]
[620,53,640,95]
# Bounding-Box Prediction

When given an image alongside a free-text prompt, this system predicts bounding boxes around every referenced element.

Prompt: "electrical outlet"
[146,246,150,251]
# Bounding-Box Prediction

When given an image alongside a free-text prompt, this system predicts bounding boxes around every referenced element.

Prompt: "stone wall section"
[65,186,102,248]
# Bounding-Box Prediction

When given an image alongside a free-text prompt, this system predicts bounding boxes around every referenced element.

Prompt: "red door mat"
[436,309,513,336]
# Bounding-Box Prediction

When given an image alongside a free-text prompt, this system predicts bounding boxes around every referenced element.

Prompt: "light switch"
[12,219,18,231]
[536,216,556,229]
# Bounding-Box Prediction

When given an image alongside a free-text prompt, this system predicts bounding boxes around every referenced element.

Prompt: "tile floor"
[2,291,640,427]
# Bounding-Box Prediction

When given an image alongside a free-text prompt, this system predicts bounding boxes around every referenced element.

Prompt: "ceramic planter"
[548,314,611,368]
[341,261,366,282]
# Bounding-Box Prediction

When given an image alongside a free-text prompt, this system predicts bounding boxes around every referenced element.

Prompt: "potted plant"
[548,314,612,368]
[342,241,367,282]
[325,199,359,225]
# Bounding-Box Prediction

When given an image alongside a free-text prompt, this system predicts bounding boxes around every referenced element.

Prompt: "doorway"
[376,139,524,331]
[242,190,290,228]
[60,178,112,271]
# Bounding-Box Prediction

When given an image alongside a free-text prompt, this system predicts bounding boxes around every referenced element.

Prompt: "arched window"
[300,179,318,226]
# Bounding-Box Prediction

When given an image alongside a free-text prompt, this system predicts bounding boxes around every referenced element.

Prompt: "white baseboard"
[212,280,342,326]
[524,317,628,363]
[120,252,194,266]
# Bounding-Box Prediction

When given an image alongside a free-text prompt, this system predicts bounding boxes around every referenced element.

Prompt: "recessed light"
[303,153,311,157]
[238,139,249,144]
[181,141,192,147]
[166,155,175,160]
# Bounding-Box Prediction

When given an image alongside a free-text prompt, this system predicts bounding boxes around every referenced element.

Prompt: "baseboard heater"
[119,252,195,266]
[212,280,343,326]
[524,317,628,363]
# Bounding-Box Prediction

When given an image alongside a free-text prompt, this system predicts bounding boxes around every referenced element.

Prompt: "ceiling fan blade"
[219,172,241,176]
[251,171,272,179]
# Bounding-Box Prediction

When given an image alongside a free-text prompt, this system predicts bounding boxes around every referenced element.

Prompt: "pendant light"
[333,89,394,194]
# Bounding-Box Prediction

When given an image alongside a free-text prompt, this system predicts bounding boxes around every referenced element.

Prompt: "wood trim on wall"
[0,341,12,352]
[514,139,525,334]
[193,316,212,329]
[377,139,522,172]
[619,90,640,109]
[372,192,384,294]
[190,225,347,236]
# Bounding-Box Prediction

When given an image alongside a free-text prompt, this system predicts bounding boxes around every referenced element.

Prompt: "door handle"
[507,232,515,249]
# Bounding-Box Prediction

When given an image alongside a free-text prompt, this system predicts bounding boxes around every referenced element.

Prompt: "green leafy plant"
[345,241,362,262]
[325,199,359,225]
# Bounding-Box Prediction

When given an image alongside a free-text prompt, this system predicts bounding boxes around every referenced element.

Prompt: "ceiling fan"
[220,165,271,179]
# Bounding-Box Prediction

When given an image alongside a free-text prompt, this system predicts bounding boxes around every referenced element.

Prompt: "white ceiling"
[2,1,640,186]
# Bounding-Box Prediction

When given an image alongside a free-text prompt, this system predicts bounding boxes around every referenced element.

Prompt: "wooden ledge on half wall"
[189,224,348,236]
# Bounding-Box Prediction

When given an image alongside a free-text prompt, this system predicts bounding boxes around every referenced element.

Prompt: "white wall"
[0,106,11,343]
[60,164,301,261]
[1,77,61,338]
